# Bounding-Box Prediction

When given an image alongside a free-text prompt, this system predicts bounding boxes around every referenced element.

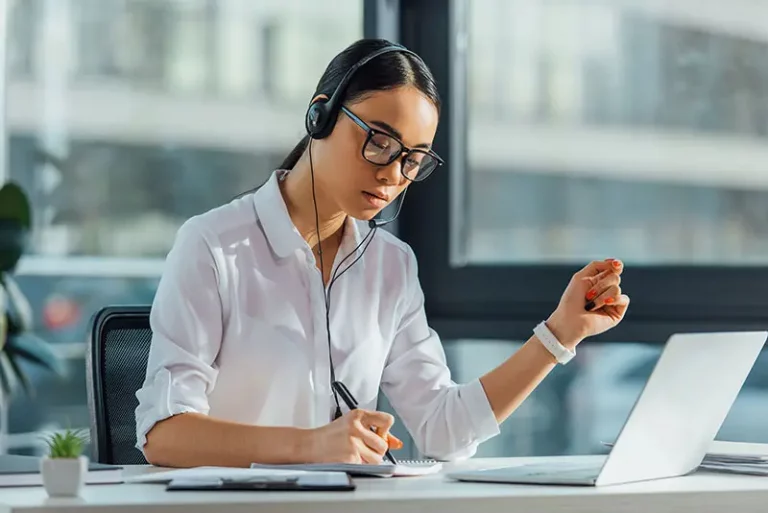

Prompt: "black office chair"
[86,305,152,465]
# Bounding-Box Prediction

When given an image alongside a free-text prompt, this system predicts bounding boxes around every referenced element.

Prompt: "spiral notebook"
[250,459,442,477]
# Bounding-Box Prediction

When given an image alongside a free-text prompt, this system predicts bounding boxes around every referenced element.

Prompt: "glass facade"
[465,0,768,265]
[4,0,363,455]
[3,0,766,459]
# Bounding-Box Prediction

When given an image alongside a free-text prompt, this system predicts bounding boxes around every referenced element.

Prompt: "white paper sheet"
[125,466,307,484]
[250,460,443,477]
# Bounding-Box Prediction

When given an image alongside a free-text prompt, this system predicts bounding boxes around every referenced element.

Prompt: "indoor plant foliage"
[41,429,90,497]
[0,181,60,397]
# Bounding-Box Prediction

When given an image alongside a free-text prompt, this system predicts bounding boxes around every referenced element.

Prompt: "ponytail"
[280,135,310,170]
[233,135,310,200]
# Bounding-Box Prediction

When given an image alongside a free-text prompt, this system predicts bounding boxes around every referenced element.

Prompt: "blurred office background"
[3,0,768,458]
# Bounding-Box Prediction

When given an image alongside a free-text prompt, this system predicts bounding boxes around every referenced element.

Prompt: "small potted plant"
[40,429,90,497]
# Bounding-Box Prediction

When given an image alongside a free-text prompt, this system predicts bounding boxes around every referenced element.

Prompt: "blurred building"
[4,0,768,457]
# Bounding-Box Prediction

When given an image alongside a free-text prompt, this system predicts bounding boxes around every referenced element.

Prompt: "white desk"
[1,456,768,513]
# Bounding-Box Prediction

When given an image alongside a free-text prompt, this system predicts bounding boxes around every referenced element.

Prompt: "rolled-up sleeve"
[134,219,224,452]
[380,248,500,461]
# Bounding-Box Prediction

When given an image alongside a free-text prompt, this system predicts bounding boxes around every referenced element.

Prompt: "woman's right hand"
[545,258,629,349]
[305,409,403,464]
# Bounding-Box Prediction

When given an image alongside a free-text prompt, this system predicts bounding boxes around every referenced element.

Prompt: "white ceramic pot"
[40,455,88,497]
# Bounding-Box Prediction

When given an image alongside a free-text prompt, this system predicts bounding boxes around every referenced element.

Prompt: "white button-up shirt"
[135,170,500,460]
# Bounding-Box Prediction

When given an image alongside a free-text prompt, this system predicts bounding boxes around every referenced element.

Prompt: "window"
[464,0,768,266]
[446,340,768,457]
[399,0,768,340]
[5,0,767,461]
[5,0,363,455]
[399,0,768,457]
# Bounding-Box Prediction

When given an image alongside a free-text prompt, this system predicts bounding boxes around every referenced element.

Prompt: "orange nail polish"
[586,289,597,301]
[612,260,622,269]
[605,297,615,304]
[387,434,403,450]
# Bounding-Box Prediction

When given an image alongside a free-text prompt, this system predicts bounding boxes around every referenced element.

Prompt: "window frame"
[398,0,768,344]
[0,0,6,184]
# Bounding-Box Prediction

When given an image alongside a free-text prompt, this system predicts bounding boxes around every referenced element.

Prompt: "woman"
[135,38,629,468]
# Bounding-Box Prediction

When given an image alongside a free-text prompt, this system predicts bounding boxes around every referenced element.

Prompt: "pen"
[332,381,399,465]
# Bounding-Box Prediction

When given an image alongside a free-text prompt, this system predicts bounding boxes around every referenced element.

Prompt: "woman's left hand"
[545,258,630,349]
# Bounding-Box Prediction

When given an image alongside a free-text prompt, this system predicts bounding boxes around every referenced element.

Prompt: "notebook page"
[392,461,442,476]
[250,461,443,477]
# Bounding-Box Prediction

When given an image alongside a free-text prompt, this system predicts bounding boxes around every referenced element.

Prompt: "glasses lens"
[363,133,402,165]
[403,151,438,181]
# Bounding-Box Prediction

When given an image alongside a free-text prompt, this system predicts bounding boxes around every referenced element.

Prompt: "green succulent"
[43,429,89,459]
[0,181,61,397]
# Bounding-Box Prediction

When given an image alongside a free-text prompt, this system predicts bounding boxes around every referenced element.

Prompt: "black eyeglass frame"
[340,105,444,182]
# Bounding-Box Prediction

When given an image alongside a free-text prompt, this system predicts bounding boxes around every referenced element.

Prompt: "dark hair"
[279,38,441,170]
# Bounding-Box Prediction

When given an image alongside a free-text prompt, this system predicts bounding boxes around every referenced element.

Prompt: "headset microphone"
[368,188,407,229]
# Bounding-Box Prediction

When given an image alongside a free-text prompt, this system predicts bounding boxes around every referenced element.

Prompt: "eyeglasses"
[341,106,444,182]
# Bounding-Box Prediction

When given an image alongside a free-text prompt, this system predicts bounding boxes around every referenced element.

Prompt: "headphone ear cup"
[306,101,332,139]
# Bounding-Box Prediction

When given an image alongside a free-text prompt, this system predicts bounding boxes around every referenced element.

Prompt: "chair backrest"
[86,305,152,465]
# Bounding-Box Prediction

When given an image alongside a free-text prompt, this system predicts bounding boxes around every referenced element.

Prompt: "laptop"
[448,331,767,487]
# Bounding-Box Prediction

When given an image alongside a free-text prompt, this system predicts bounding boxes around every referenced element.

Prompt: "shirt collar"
[340,215,368,260]
[253,170,305,258]
[254,170,370,260]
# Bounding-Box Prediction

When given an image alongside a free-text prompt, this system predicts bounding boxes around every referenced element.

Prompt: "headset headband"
[305,44,420,139]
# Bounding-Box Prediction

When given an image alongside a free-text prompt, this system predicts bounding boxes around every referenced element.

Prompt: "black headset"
[305,43,418,229]
[305,43,421,140]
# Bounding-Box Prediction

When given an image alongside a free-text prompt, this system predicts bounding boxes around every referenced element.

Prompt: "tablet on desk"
[166,472,355,492]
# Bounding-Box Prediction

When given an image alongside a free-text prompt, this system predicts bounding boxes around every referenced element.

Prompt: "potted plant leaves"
[0,182,61,437]
[40,428,90,497]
